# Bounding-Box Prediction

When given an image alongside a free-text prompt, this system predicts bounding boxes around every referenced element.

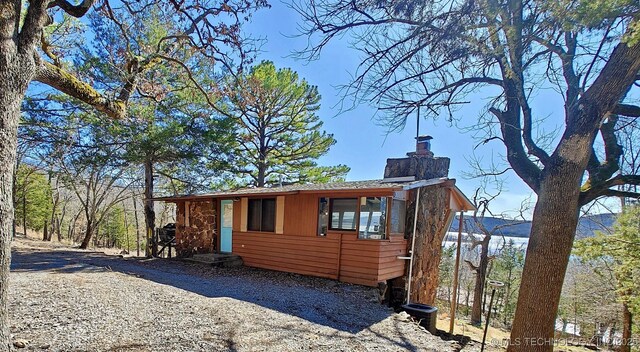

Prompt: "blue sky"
[245,1,539,218]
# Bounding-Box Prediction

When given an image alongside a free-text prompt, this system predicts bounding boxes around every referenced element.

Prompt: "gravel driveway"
[9,239,460,351]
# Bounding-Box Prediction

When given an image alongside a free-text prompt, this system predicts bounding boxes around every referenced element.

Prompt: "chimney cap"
[416,135,433,141]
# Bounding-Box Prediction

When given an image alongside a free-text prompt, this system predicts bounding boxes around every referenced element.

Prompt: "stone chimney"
[384,136,450,180]
[415,135,433,157]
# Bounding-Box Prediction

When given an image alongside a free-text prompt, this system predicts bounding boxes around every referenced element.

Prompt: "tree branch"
[34,61,126,119]
[48,0,95,18]
[612,103,640,118]
[490,106,541,192]
[18,0,51,51]
[580,174,640,205]
[585,115,623,191]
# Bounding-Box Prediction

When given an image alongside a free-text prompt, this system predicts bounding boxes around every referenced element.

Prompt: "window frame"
[317,197,329,236]
[316,195,402,240]
[247,197,277,233]
[328,197,359,232]
[389,198,407,236]
[358,196,392,240]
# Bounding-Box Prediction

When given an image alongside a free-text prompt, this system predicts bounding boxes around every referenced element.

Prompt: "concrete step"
[183,253,243,268]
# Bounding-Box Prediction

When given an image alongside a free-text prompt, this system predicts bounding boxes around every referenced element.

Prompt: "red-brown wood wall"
[230,192,408,287]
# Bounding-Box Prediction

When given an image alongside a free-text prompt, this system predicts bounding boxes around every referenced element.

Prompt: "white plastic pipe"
[406,187,420,305]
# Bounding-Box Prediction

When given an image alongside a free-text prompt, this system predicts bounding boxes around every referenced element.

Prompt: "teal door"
[220,200,233,253]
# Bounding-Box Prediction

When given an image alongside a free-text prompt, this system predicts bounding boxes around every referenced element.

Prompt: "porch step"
[183,253,243,268]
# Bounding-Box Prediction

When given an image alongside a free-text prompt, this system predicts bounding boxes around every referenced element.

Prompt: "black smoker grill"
[156,223,176,257]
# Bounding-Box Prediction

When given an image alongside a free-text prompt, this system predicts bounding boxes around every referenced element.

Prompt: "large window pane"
[261,198,276,232]
[390,199,406,234]
[247,198,276,232]
[317,197,329,236]
[247,199,262,231]
[359,197,387,239]
[329,198,357,231]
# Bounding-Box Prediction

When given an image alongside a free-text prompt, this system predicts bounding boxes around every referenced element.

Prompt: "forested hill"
[448,213,617,239]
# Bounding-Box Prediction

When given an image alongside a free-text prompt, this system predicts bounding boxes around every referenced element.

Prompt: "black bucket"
[402,303,438,334]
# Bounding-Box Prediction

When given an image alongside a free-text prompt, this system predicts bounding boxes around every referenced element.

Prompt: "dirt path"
[9,239,465,351]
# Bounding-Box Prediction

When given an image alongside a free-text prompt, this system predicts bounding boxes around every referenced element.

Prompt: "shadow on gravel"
[11,248,395,337]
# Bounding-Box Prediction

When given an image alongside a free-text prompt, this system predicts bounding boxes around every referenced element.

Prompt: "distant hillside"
[575,213,617,239]
[448,213,617,238]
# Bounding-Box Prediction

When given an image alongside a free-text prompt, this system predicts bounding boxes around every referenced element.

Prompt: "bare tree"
[0,0,267,346]
[292,1,640,349]
[464,185,530,325]
[56,151,134,249]
[465,190,498,326]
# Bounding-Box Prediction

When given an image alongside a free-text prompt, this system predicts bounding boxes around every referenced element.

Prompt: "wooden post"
[449,211,464,333]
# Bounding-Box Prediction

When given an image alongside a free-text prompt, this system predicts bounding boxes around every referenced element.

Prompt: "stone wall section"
[175,200,217,257]
[384,151,452,305]
[384,155,450,180]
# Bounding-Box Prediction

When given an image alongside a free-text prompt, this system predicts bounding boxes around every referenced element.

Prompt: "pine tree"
[574,206,640,352]
[14,166,53,233]
[226,61,349,187]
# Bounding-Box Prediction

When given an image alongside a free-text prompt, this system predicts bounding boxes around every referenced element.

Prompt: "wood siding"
[230,192,408,287]
[337,233,407,286]
[232,231,407,286]
[233,232,341,279]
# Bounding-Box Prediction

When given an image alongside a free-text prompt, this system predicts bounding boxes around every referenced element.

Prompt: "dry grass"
[437,314,609,352]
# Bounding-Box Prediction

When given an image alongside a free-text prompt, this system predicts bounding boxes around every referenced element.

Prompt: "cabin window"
[317,197,329,236]
[390,199,406,234]
[359,197,387,239]
[329,198,358,231]
[247,198,276,232]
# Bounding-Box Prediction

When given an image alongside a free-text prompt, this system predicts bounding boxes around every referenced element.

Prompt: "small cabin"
[154,177,473,287]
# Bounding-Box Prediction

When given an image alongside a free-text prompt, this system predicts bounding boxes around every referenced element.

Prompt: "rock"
[13,340,27,348]
[39,344,51,350]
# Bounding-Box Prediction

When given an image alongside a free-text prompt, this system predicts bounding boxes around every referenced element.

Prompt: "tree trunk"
[68,210,81,242]
[407,184,453,304]
[55,215,62,241]
[464,287,471,316]
[22,184,27,236]
[56,201,67,242]
[133,193,141,256]
[620,302,632,352]
[508,166,586,351]
[257,162,266,187]
[12,159,18,240]
[79,216,93,249]
[471,235,491,325]
[503,266,513,326]
[58,201,67,241]
[46,172,57,241]
[123,200,130,252]
[144,159,156,257]
[43,220,48,241]
[1,48,34,348]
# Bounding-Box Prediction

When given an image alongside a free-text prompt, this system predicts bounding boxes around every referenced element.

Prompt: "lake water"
[442,231,529,254]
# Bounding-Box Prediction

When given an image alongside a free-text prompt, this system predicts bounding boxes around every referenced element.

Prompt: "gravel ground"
[8,238,472,352]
